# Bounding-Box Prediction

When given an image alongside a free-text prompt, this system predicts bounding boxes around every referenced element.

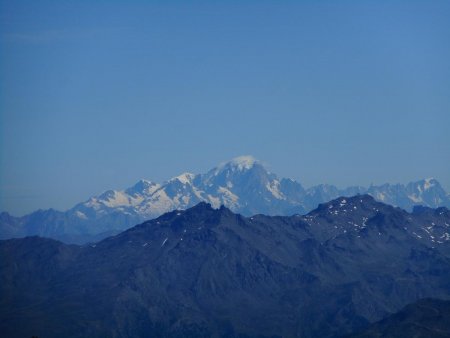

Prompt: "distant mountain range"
[1,156,449,243]
[1,196,450,337]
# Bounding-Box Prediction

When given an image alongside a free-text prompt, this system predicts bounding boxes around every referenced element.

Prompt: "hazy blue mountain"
[1,156,449,243]
[1,196,450,337]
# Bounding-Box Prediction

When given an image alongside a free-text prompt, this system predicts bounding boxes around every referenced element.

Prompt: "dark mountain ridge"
[346,298,450,337]
[1,195,450,337]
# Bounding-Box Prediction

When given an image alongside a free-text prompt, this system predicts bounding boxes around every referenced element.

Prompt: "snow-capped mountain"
[67,156,308,222]
[1,155,449,243]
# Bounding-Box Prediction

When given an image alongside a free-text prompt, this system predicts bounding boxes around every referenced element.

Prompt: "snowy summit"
[217,155,258,172]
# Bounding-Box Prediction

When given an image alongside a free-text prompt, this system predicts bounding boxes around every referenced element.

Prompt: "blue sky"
[1,0,449,215]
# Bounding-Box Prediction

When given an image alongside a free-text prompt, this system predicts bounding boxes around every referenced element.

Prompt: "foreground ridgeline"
[345,298,450,338]
[1,195,450,337]
[1,156,449,244]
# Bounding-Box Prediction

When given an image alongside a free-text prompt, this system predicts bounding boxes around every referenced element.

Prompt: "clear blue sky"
[1,0,449,216]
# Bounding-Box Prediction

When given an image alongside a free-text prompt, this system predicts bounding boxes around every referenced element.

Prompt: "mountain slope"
[346,298,450,338]
[1,196,450,337]
[1,156,449,244]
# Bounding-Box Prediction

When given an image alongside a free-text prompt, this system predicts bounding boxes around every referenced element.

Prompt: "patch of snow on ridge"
[375,192,386,201]
[266,180,285,200]
[424,178,435,190]
[191,186,205,200]
[75,211,88,219]
[409,194,423,203]
[217,186,239,206]
[138,189,173,216]
[127,179,160,195]
[441,233,450,241]
[90,190,135,208]
[171,172,195,185]
[207,195,221,208]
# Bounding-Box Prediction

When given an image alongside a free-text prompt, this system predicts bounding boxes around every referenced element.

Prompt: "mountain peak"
[406,177,445,196]
[125,179,159,196]
[314,194,379,213]
[133,179,155,188]
[219,155,259,171]
[187,201,214,213]
[170,172,196,185]
[424,177,437,190]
